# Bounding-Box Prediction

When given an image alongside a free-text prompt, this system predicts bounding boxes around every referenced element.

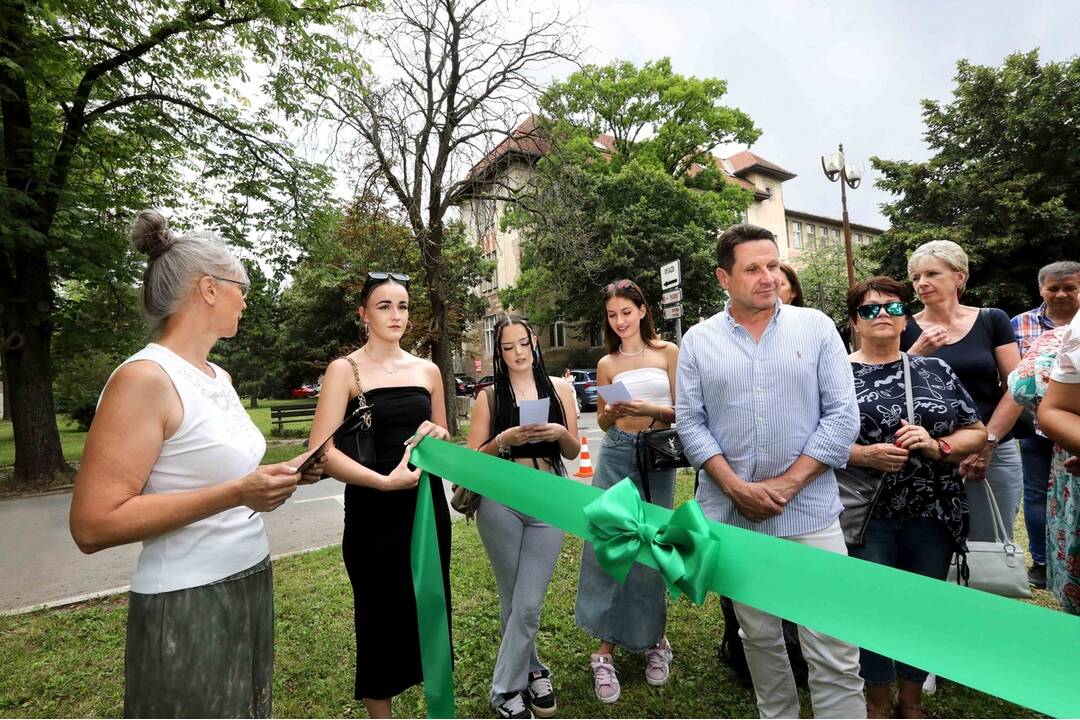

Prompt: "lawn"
[0,473,1049,719]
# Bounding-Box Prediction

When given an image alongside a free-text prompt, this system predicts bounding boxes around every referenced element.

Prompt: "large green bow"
[583,478,720,604]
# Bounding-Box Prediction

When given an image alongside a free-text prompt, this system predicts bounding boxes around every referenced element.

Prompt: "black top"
[850,356,981,550]
[485,386,568,470]
[899,308,1014,439]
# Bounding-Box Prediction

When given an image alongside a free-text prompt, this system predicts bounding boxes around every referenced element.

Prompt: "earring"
[405,320,413,332]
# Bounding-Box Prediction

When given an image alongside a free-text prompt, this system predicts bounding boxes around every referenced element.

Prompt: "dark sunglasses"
[856,301,907,320]
[604,279,635,294]
[366,271,410,285]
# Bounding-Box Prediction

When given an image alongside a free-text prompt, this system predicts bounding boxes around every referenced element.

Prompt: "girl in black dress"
[308,272,451,718]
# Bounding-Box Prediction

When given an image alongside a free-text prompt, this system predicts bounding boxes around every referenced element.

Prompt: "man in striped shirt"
[676,224,865,718]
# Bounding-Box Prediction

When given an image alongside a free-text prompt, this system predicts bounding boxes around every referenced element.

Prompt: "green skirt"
[124,556,273,718]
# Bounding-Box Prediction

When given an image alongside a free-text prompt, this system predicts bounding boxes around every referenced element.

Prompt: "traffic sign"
[660,259,681,290]
[663,304,683,320]
[661,288,683,305]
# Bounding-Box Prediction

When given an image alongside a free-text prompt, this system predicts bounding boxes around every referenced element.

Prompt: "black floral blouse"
[850,355,981,550]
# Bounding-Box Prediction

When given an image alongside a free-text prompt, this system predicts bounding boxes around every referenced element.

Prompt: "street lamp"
[820,143,864,289]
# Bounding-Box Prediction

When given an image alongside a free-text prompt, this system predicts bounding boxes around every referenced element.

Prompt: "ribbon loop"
[583,478,720,604]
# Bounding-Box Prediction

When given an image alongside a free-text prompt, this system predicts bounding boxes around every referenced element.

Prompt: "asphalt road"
[0,411,604,614]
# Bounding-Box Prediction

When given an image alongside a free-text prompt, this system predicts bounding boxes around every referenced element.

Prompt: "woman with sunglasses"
[900,241,1024,546]
[845,277,986,718]
[575,278,679,705]
[466,314,579,719]
[308,271,451,719]
[69,211,324,718]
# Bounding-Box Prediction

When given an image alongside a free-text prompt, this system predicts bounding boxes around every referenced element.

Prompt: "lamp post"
[820,143,863,289]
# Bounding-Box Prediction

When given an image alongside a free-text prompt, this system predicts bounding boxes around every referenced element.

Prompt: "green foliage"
[503,59,758,328]
[796,244,873,330]
[869,51,1080,314]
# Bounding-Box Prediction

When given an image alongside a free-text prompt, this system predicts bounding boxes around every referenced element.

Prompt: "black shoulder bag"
[837,352,914,546]
[636,419,689,503]
[335,356,376,467]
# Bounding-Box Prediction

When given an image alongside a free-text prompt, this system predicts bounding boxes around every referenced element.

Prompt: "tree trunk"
[250,396,259,409]
[420,226,458,436]
[2,248,70,487]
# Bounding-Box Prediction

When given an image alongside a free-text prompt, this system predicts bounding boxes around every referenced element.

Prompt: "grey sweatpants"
[477,497,564,706]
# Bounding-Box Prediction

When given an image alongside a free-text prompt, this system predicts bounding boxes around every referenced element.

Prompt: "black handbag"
[838,352,914,546]
[336,356,376,467]
[636,420,689,503]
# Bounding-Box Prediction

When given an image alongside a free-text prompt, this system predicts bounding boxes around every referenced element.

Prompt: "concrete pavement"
[0,412,604,614]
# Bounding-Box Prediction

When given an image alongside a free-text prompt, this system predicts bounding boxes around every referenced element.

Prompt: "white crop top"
[612,366,673,406]
[104,343,269,594]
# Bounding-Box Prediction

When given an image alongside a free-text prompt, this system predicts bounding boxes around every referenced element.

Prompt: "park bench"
[269,402,318,434]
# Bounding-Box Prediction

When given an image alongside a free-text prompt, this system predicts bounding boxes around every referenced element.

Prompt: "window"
[479,250,498,293]
[550,317,566,348]
[791,222,802,249]
[806,224,816,251]
[483,315,496,357]
[855,233,863,245]
[832,228,840,246]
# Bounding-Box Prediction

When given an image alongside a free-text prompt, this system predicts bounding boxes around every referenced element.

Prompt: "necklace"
[363,346,403,375]
[618,344,645,357]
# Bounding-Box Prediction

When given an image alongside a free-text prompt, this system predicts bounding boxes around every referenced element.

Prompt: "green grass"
[0,472,1050,718]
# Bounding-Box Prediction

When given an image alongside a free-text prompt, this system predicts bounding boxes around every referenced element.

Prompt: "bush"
[54,350,122,430]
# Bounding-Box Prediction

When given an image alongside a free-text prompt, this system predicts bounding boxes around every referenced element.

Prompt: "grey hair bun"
[130,210,175,259]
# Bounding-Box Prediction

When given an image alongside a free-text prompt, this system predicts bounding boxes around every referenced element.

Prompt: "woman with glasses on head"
[845,277,986,719]
[900,241,1025,545]
[575,279,679,705]
[307,271,451,719]
[466,313,578,718]
[69,211,325,718]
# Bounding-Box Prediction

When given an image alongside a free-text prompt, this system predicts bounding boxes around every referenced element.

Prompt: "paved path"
[0,413,604,614]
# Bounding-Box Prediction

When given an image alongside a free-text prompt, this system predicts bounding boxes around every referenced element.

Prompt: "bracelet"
[494,432,511,457]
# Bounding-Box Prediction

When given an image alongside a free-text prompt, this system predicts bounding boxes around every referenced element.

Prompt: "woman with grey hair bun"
[69,210,325,718]
[899,239,1025,549]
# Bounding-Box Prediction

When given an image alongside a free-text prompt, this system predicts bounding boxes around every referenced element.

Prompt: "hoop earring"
[405,319,413,332]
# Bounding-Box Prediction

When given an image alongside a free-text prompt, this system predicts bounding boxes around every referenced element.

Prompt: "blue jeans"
[1020,436,1053,566]
[848,517,954,685]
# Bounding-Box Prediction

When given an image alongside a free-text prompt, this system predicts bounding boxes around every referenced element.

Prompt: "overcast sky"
[548,0,1080,229]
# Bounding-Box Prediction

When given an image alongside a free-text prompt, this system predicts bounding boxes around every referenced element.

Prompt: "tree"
[286,0,580,432]
[1,0,357,487]
[795,244,872,330]
[501,58,758,330]
[276,197,490,393]
[869,51,1080,314]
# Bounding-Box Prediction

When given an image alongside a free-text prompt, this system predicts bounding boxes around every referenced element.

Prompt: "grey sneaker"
[644,637,673,686]
[590,653,621,704]
[495,691,532,719]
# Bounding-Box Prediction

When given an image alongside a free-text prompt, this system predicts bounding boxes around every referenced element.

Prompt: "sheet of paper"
[518,397,550,427]
[596,381,633,405]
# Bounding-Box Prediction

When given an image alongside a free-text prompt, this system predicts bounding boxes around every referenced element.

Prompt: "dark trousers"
[848,517,954,685]
[1020,436,1054,566]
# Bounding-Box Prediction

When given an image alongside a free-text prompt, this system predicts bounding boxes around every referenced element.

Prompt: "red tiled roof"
[461,115,552,184]
[725,150,796,180]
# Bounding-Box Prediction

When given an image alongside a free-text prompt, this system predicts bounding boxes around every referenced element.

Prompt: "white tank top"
[104,343,269,594]
[612,367,673,406]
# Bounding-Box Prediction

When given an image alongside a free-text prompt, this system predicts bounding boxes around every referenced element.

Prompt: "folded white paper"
[518,397,550,427]
[596,381,633,405]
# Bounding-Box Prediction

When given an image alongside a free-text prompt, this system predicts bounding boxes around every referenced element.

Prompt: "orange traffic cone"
[574,435,594,479]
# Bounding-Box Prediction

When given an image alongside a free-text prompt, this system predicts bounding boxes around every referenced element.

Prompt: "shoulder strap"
[478,385,498,451]
[901,352,915,425]
[344,355,366,402]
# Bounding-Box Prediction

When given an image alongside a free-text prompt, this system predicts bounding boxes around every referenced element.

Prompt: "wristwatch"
[936,439,953,458]
[985,431,1000,446]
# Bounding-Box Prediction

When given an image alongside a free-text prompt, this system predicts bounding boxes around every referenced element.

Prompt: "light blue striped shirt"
[676,300,859,537]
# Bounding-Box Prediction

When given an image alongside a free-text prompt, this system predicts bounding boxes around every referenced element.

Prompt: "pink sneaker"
[590,653,620,704]
[644,637,673,686]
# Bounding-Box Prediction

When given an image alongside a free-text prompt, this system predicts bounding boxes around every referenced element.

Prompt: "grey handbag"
[838,353,915,547]
[947,481,1031,598]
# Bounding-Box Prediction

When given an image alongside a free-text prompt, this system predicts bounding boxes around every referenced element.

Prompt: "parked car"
[472,375,495,398]
[289,383,320,399]
[454,373,475,397]
[568,369,598,411]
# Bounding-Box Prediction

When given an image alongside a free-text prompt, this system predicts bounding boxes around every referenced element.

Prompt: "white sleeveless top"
[103,343,269,594]
[612,367,672,406]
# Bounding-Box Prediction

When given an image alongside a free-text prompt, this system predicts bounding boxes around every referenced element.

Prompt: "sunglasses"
[210,275,250,299]
[366,271,410,285]
[604,279,635,294]
[856,301,907,320]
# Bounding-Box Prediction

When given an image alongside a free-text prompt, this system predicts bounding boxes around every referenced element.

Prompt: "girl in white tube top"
[574,278,679,705]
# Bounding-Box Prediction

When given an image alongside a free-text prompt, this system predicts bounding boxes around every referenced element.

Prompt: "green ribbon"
[408,438,1080,718]
[583,478,720,604]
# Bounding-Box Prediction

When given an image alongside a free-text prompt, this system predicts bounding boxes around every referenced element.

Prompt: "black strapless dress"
[341,386,452,700]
